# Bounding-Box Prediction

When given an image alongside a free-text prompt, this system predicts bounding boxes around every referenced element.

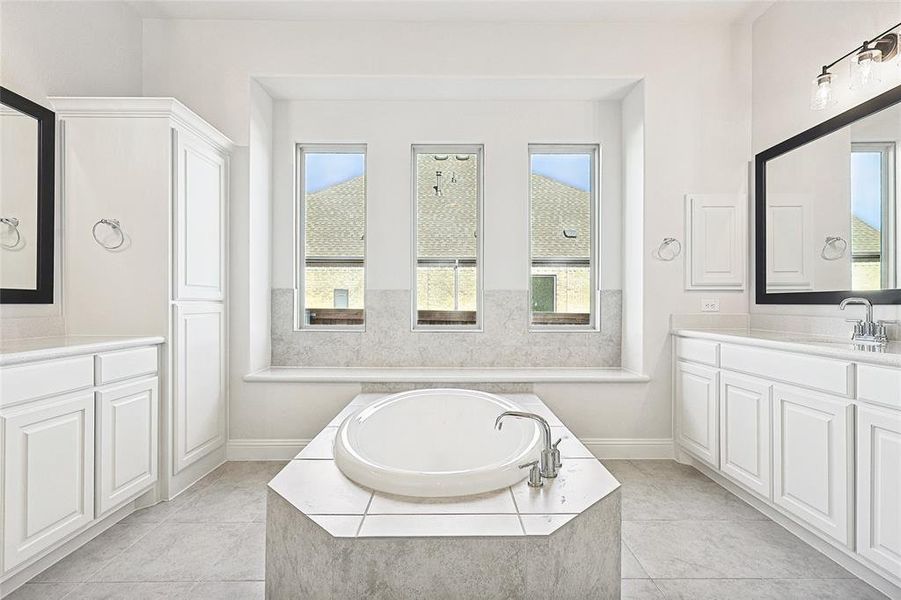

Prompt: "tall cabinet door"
[857,404,901,575]
[173,129,226,301]
[773,385,853,546]
[173,302,226,474]
[96,377,160,516]
[2,393,94,571]
[720,373,772,500]
[675,361,719,468]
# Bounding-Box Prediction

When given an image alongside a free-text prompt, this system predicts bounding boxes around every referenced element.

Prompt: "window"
[529,145,599,328]
[413,145,482,329]
[850,142,896,290]
[296,144,366,329]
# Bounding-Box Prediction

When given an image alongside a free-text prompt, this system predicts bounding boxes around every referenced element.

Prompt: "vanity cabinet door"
[1,393,94,572]
[96,377,159,516]
[720,373,772,500]
[173,128,226,301]
[857,404,901,575]
[675,361,719,468]
[773,385,853,547]
[173,302,226,474]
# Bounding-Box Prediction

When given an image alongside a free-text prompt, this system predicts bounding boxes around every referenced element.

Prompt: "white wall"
[141,17,751,447]
[751,1,901,326]
[0,0,143,337]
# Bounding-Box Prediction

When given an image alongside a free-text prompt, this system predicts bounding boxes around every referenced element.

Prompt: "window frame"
[850,141,896,290]
[527,143,601,332]
[294,143,367,332]
[410,143,484,332]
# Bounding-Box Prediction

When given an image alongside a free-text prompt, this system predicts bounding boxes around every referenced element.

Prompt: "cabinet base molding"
[163,446,226,501]
[678,452,901,600]
[0,501,135,596]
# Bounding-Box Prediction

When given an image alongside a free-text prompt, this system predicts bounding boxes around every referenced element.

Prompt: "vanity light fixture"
[810,22,900,110]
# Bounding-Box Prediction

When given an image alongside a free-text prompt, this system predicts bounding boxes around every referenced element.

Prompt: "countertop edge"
[0,336,166,366]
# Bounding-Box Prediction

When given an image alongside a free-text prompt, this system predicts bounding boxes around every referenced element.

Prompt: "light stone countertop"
[267,393,620,538]
[673,328,901,369]
[0,335,165,366]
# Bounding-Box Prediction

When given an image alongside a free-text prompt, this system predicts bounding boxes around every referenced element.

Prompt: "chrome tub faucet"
[495,411,562,487]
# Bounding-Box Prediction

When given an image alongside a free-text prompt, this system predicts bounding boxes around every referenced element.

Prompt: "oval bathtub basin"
[334,389,542,497]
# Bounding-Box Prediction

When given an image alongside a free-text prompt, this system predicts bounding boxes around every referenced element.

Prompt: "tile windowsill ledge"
[243,367,650,384]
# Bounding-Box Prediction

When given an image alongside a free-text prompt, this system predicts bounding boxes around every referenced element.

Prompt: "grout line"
[355,493,375,537]
[509,488,526,535]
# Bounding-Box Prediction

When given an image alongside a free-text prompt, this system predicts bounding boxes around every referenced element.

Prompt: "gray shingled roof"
[304,164,591,260]
[851,215,881,256]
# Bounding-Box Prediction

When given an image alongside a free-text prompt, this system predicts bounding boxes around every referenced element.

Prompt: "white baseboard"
[227,438,309,461]
[226,437,675,461]
[582,437,675,459]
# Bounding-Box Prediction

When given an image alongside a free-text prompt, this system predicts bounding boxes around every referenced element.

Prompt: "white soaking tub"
[334,389,542,497]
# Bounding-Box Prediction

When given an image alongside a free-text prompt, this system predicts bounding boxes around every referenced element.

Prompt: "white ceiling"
[256,75,641,101]
[129,0,774,24]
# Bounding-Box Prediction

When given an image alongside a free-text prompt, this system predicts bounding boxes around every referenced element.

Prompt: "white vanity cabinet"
[673,330,901,591]
[1,392,95,572]
[772,385,853,546]
[51,97,232,498]
[675,361,719,468]
[856,403,901,576]
[0,338,162,582]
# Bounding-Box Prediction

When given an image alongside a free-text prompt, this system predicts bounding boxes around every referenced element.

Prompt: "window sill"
[243,367,650,384]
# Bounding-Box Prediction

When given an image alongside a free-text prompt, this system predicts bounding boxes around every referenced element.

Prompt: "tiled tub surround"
[271,288,622,367]
[266,393,622,599]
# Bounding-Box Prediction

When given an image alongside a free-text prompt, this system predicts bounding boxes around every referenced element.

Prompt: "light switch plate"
[701,298,720,312]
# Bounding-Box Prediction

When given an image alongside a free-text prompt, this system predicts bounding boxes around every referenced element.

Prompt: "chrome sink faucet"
[840,297,895,347]
[495,411,562,487]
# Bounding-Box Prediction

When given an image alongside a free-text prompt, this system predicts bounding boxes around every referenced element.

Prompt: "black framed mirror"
[755,84,901,305]
[0,87,55,304]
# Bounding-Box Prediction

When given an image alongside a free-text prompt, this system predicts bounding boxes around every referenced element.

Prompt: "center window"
[412,145,483,329]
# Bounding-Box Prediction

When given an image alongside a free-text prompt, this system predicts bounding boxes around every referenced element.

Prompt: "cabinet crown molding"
[47,97,234,152]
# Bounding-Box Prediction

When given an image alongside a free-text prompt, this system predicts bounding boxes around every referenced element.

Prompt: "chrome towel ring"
[654,237,682,261]
[92,218,125,250]
[0,217,21,249]
[821,235,848,260]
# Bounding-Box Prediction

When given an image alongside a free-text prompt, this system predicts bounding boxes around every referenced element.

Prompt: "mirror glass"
[0,103,39,290]
[765,101,900,294]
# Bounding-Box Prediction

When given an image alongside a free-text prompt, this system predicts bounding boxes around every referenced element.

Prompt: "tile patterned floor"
[6,460,890,599]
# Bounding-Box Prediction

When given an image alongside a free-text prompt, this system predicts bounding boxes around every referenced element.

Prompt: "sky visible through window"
[531,154,592,191]
[304,152,592,193]
[305,153,365,193]
[851,151,882,230]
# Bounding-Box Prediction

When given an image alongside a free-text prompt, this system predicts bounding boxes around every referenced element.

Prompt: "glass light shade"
[850,46,883,90]
[810,72,837,110]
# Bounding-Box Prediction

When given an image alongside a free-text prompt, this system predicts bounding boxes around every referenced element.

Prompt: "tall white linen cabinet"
[51,98,233,498]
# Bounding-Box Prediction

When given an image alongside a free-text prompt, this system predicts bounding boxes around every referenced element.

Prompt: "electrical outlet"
[701,298,720,312]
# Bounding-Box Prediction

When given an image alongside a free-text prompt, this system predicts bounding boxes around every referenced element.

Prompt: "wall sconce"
[810,22,900,110]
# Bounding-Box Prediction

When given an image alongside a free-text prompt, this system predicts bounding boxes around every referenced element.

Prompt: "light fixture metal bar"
[821,21,901,72]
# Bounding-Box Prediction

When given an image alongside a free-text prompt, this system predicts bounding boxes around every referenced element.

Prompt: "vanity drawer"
[720,344,853,397]
[675,337,720,367]
[857,364,901,410]
[95,346,158,385]
[0,355,95,407]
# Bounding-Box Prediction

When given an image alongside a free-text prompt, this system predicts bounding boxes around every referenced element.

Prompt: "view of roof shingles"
[304,160,591,260]
[851,215,881,256]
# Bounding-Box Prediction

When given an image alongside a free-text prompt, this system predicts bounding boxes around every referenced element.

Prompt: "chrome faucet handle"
[552,438,562,469]
[519,460,543,488]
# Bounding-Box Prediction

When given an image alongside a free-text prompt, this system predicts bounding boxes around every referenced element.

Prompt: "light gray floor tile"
[622,479,768,521]
[1,583,76,600]
[90,523,247,582]
[204,523,265,582]
[621,579,665,600]
[32,523,155,583]
[653,578,890,600]
[169,481,267,523]
[189,581,265,600]
[623,520,853,579]
[123,468,225,525]
[208,461,286,487]
[631,460,707,481]
[600,460,650,483]
[64,582,195,599]
[622,542,649,579]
